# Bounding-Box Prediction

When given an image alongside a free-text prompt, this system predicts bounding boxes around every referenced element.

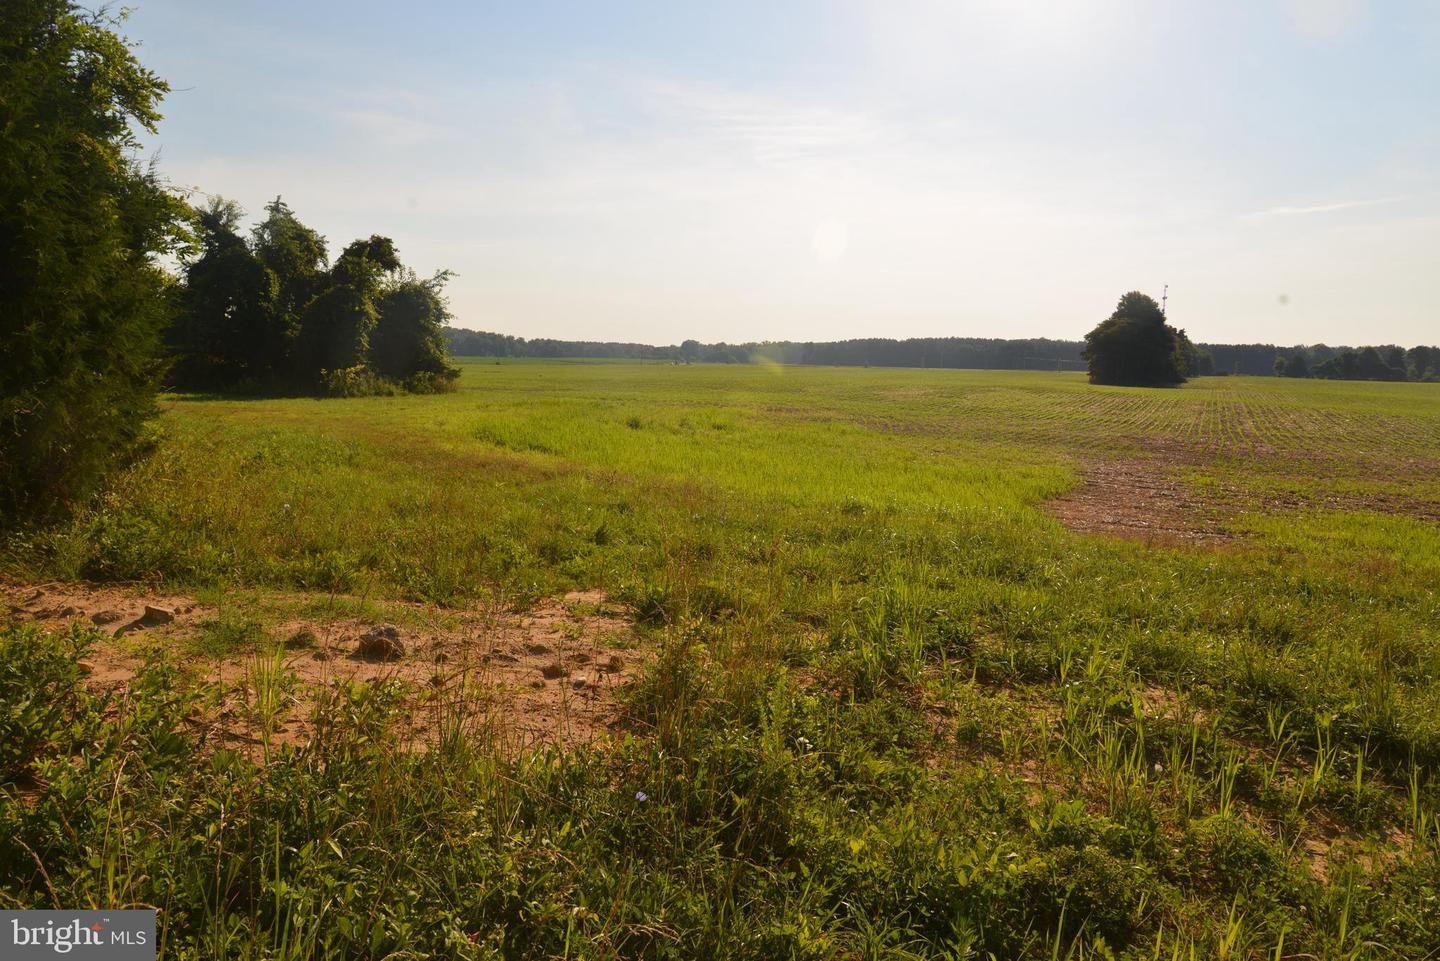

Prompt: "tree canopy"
[1082,292,1189,387]
[0,1,189,522]
[170,200,458,395]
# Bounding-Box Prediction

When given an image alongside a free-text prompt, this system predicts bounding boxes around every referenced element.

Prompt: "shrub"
[0,623,91,784]
[404,369,459,394]
[319,365,396,398]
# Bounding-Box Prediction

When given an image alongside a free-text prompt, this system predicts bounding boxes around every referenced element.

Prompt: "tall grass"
[3,363,1440,957]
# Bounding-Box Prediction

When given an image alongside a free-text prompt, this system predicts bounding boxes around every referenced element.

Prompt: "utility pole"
[1161,284,1169,318]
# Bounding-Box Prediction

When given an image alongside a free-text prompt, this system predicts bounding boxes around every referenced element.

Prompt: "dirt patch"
[3,583,647,753]
[1045,458,1233,544]
[1045,438,1440,546]
[1299,813,1414,883]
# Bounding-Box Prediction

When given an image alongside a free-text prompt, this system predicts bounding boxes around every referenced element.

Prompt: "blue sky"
[125,1,1440,346]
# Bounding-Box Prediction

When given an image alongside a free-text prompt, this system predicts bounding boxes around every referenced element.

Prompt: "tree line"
[446,327,1439,383]
[445,329,1100,371]
[169,197,458,396]
[1274,345,1439,382]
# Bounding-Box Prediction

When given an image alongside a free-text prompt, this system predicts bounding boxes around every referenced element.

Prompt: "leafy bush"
[0,623,91,784]
[318,365,397,398]
[405,369,460,394]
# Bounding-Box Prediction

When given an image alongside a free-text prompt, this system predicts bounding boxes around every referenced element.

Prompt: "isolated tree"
[0,1,188,522]
[679,339,701,364]
[1081,292,1187,386]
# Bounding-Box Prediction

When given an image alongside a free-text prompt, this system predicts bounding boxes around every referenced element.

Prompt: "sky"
[123,0,1440,347]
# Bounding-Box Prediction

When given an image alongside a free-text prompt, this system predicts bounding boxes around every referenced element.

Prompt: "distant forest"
[445,328,1440,382]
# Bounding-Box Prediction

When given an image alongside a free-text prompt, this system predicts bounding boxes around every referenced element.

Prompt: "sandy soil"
[3,582,649,754]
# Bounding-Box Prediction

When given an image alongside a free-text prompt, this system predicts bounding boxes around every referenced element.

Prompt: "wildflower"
[635,791,648,802]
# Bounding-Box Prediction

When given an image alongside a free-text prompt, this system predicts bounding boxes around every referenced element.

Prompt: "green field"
[4,360,1440,958]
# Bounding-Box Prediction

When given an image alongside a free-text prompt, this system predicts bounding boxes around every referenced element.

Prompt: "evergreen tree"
[0,1,188,521]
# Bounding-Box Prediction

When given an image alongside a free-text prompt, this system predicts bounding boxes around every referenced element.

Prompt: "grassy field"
[4,360,1440,958]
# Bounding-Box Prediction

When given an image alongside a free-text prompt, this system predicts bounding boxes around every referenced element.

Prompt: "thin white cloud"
[1284,0,1369,41]
[1244,196,1404,218]
[335,109,453,148]
[641,80,885,172]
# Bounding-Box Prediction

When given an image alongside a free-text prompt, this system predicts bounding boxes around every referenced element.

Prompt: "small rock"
[138,605,174,626]
[357,624,404,661]
[312,649,331,662]
[54,605,82,619]
[526,643,551,656]
[91,610,125,626]
[539,661,566,679]
[76,660,95,675]
[603,654,625,673]
[571,675,588,690]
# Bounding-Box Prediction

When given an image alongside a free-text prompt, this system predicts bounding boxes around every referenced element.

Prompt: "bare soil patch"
[3,582,648,753]
[1046,439,1440,546]
[1045,458,1232,545]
